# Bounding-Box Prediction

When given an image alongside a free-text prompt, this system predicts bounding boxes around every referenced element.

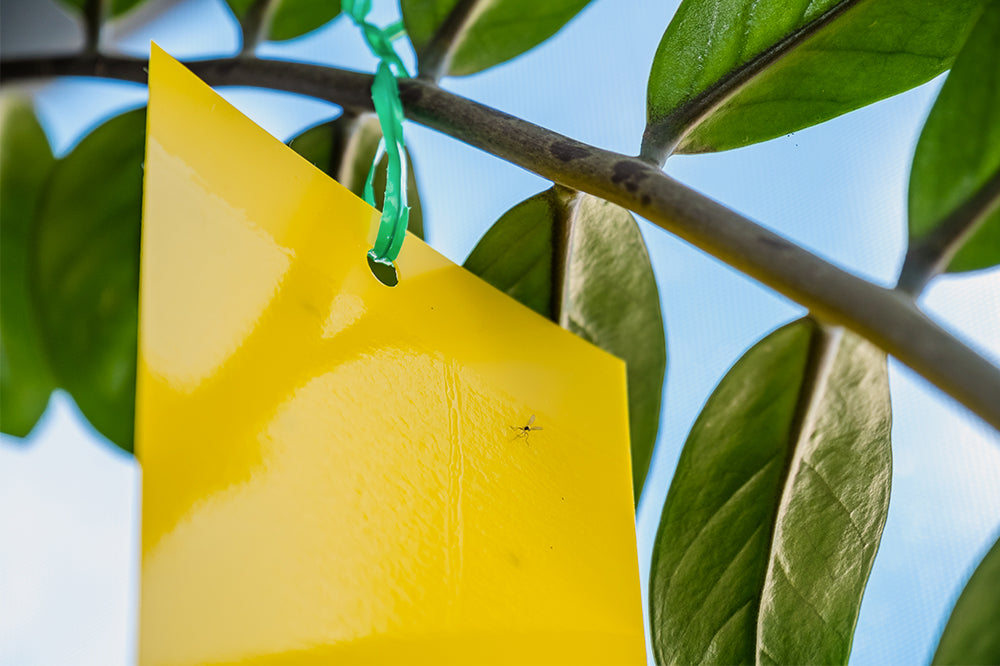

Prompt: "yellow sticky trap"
[137,45,644,665]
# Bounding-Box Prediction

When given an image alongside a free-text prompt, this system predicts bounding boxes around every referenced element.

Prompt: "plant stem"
[238,0,273,57]
[549,185,581,327]
[416,0,491,82]
[84,0,103,55]
[325,109,365,180]
[896,168,1000,297]
[1,55,377,109]
[3,53,1000,432]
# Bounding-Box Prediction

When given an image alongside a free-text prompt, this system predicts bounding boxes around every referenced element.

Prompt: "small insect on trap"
[136,43,644,665]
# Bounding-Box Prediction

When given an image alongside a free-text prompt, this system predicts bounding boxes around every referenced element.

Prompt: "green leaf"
[645,0,984,156]
[267,0,341,41]
[464,191,556,318]
[289,113,424,240]
[0,96,56,438]
[464,189,667,504]
[225,0,339,42]
[31,110,145,452]
[933,533,1000,665]
[223,0,257,20]
[909,1,1000,273]
[56,0,146,18]
[109,0,144,16]
[402,0,592,77]
[649,320,891,665]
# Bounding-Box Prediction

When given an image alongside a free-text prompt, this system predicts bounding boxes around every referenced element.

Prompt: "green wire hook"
[342,0,411,268]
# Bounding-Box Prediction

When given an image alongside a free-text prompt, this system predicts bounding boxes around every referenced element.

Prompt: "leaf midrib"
[643,0,865,162]
[549,187,581,328]
[751,322,843,663]
[418,0,497,80]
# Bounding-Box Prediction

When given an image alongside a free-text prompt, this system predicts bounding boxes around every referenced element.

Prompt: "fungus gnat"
[511,414,543,443]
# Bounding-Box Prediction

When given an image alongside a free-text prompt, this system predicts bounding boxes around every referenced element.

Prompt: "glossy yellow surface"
[137,45,644,665]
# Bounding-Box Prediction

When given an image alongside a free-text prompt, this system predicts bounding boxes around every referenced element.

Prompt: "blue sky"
[1,0,999,664]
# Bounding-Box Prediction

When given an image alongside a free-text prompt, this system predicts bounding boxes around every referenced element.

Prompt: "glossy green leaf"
[933,533,1000,665]
[224,0,340,42]
[224,0,257,20]
[464,189,666,503]
[267,0,341,41]
[464,192,556,317]
[650,320,891,665]
[57,0,146,18]
[645,0,984,155]
[0,97,56,438]
[289,113,424,240]
[402,0,592,77]
[31,110,145,452]
[226,0,266,48]
[909,1,1000,273]
[110,0,144,15]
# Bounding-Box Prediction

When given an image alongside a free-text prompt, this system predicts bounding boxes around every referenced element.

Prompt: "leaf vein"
[676,523,764,653]
[668,454,780,591]
[800,458,865,540]
[775,556,847,642]
[696,598,754,665]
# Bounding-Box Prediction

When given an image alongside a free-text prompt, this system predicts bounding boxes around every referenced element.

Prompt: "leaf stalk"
[416,0,492,82]
[896,167,1000,297]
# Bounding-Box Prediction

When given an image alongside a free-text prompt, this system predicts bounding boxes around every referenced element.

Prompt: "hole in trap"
[367,253,399,287]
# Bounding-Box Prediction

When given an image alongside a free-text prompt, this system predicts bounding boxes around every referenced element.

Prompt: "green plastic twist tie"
[342,0,411,267]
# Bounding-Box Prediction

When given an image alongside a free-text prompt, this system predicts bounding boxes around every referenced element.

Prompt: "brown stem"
[238,0,274,56]
[84,0,103,55]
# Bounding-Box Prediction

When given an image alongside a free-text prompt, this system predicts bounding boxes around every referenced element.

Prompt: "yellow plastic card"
[137,44,644,665]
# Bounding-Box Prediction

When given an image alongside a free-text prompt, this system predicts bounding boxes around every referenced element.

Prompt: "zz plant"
[1,0,998,663]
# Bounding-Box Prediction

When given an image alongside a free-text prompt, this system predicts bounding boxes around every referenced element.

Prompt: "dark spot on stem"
[398,83,423,105]
[759,236,790,251]
[640,194,651,207]
[549,139,589,162]
[612,159,650,196]
[611,160,647,185]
